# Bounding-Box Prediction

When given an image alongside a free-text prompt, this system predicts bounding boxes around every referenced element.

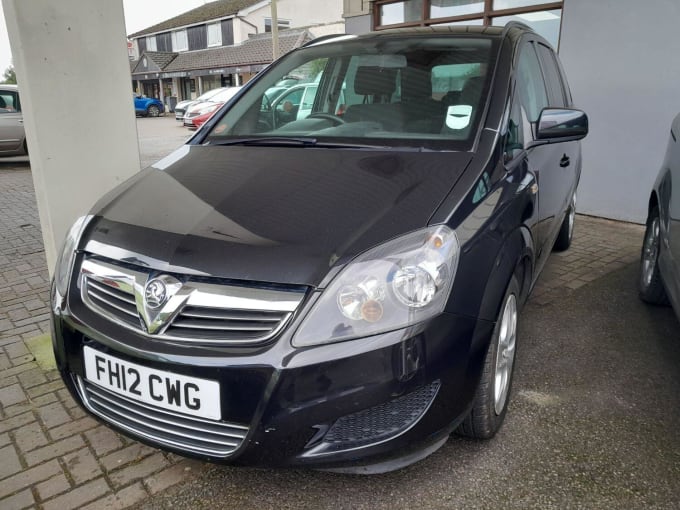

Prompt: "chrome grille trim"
[79,257,305,345]
[86,288,138,319]
[75,375,248,457]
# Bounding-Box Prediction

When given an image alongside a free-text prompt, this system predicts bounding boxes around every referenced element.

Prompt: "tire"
[639,206,669,305]
[553,191,576,251]
[147,105,160,117]
[457,276,519,439]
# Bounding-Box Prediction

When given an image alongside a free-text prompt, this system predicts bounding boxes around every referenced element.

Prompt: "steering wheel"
[307,113,345,125]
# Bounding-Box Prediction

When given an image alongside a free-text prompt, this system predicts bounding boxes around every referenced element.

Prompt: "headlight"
[54,215,93,297]
[293,226,459,347]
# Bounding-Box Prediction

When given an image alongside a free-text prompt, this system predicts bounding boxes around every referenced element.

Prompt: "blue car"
[133,94,164,117]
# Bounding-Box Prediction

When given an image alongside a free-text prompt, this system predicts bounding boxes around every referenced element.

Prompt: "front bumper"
[51,290,494,470]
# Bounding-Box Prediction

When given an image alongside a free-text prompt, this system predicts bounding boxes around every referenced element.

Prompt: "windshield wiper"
[207,137,318,147]
[206,137,389,149]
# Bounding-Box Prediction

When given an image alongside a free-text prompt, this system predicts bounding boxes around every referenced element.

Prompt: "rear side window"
[516,43,548,122]
[536,43,566,107]
[0,90,20,113]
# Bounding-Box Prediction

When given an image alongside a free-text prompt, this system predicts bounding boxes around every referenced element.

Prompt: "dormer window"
[264,18,290,32]
[208,22,222,47]
[146,36,157,52]
[172,29,188,52]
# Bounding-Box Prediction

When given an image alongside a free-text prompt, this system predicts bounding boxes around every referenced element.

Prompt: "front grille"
[75,376,248,457]
[84,277,140,329]
[79,257,305,346]
[166,306,290,341]
[309,380,441,455]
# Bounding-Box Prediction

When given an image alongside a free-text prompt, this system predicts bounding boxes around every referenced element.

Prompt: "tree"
[2,66,17,84]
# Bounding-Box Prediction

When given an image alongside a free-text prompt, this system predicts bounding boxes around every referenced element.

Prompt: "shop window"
[208,22,222,47]
[380,0,424,25]
[491,9,561,48]
[430,0,484,19]
[374,0,563,48]
[494,0,553,9]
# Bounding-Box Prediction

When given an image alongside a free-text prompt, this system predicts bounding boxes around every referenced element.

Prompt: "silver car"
[174,87,228,121]
[0,84,26,156]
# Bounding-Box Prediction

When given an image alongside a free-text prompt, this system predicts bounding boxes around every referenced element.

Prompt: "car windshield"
[197,88,226,101]
[205,35,497,150]
[210,87,242,103]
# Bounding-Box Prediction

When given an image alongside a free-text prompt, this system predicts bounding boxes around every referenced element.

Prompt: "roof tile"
[129,0,262,38]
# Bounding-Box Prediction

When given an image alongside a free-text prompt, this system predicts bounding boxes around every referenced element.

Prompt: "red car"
[184,87,242,130]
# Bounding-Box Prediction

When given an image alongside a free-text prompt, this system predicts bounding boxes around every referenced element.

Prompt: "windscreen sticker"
[446,105,473,130]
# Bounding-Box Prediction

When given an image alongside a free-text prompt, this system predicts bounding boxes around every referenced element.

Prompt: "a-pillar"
[2,0,141,275]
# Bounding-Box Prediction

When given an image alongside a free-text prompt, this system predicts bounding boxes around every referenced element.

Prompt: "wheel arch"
[478,225,535,323]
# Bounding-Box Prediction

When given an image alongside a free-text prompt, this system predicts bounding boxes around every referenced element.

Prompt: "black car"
[639,113,680,321]
[51,24,588,473]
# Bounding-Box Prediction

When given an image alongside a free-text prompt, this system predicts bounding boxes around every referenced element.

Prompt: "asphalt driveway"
[140,263,680,510]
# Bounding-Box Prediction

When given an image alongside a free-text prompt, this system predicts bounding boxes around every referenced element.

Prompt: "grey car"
[0,84,27,156]
[639,112,680,322]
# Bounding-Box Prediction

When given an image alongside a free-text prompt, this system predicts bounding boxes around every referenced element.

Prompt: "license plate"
[83,346,221,420]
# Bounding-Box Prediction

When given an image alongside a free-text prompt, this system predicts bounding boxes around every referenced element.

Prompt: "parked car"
[638,112,680,322]
[133,94,164,117]
[183,87,242,129]
[174,87,228,121]
[267,83,345,129]
[52,24,587,473]
[0,84,27,156]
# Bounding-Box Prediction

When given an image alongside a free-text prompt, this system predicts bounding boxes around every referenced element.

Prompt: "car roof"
[305,22,535,47]
[0,84,19,91]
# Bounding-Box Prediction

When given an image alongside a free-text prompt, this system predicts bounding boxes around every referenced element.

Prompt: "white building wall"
[559,0,680,223]
[241,0,344,36]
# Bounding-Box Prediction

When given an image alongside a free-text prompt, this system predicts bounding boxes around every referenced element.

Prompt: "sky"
[0,0,209,74]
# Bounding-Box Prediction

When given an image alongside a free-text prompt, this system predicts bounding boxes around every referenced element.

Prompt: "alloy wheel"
[568,192,576,240]
[494,293,517,415]
[641,216,660,288]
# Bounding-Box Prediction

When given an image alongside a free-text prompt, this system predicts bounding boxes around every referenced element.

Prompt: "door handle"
[559,154,570,168]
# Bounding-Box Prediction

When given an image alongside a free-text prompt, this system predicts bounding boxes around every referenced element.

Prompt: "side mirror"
[536,108,588,141]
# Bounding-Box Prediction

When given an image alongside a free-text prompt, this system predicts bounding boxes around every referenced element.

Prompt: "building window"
[380,0,423,25]
[172,29,188,52]
[491,9,561,48]
[146,35,157,52]
[207,22,222,47]
[375,0,563,48]
[430,0,484,19]
[264,18,291,33]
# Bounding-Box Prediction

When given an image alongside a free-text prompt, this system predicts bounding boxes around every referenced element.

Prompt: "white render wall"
[559,0,680,223]
[2,0,140,274]
[239,0,344,41]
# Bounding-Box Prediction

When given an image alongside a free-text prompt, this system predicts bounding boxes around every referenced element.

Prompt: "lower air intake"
[310,380,441,455]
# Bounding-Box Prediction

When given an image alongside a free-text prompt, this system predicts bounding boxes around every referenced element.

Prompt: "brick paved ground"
[0,161,645,510]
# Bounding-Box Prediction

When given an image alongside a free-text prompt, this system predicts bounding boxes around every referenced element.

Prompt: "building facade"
[129,0,344,106]
[343,0,562,47]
